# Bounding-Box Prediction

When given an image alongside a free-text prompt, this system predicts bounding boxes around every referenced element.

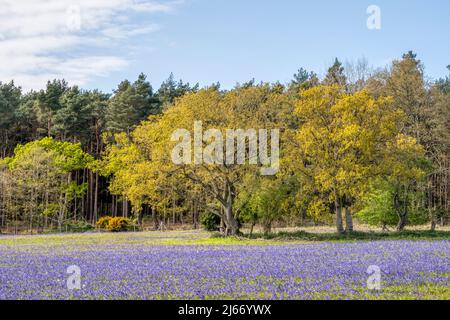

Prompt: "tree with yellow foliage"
[291,85,426,233]
[102,85,293,235]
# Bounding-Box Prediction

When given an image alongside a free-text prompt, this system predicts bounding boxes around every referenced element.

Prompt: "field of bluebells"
[0,231,448,300]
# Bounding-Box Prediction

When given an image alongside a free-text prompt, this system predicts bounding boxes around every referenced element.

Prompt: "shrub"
[356,182,428,229]
[200,212,221,231]
[96,216,113,229]
[106,217,131,232]
[63,220,94,232]
[96,216,133,232]
[356,188,398,228]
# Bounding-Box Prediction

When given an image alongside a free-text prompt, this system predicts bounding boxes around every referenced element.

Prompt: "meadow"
[0,230,449,300]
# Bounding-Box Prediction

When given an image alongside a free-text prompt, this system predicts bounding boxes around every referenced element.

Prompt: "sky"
[0,0,449,93]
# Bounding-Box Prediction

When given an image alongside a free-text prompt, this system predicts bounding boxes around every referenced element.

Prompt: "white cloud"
[101,24,161,39]
[0,0,181,91]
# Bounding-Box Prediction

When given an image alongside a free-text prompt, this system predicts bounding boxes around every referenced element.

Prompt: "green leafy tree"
[356,182,398,230]
[2,138,93,231]
[238,175,293,235]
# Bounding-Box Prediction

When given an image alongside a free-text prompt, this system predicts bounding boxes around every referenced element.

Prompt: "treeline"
[0,52,449,234]
[0,73,198,232]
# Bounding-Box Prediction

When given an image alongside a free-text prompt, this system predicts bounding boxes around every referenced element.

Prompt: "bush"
[96,216,113,229]
[200,212,221,231]
[356,189,397,228]
[106,217,131,232]
[63,220,94,233]
[96,216,132,232]
[356,182,428,229]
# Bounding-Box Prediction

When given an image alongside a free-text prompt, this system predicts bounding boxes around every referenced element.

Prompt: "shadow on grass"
[229,230,450,242]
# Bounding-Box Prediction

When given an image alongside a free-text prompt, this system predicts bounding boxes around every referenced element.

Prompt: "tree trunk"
[152,207,158,230]
[429,202,437,231]
[394,186,408,231]
[172,193,176,225]
[222,181,239,235]
[345,207,353,233]
[122,199,128,218]
[430,217,437,231]
[263,208,272,235]
[192,200,199,229]
[88,170,94,223]
[219,217,225,234]
[335,199,344,234]
[224,204,239,235]
[263,223,271,235]
[93,172,99,223]
[136,210,143,230]
[427,177,436,232]
[397,213,407,231]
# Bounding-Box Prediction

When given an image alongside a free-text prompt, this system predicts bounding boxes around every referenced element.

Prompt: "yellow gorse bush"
[96,216,112,229]
[96,216,131,232]
[106,217,130,232]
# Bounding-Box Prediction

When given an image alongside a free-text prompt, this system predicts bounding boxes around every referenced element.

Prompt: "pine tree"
[323,58,347,88]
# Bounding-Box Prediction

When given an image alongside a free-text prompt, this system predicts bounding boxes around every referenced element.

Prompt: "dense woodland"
[0,52,449,235]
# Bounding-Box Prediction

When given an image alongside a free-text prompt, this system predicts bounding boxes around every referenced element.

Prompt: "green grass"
[0,229,448,248]
[242,229,450,242]
[0,230,304,247]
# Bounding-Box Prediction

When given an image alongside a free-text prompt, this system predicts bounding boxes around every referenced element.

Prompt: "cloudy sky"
[0,0,449,92]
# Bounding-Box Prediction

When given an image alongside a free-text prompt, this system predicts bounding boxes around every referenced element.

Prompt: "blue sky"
[1,0,449,92]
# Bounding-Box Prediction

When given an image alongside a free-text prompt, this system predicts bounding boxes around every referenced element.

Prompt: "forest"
[0,52,449,236]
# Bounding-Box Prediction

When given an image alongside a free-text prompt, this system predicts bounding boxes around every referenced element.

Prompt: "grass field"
[0,230,449,300]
